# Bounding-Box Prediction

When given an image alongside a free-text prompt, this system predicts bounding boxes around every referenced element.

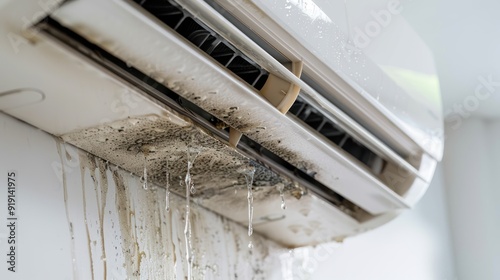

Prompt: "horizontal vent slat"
[134,0,386,176]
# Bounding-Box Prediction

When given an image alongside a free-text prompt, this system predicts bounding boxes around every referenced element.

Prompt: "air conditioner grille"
[134,0,385,174]
[36,16,374,221]
[139,0,269,89]
[289,98,380,170]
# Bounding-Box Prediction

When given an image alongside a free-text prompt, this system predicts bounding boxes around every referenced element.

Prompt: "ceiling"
[400,0,500,119]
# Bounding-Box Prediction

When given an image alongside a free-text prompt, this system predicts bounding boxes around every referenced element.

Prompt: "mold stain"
[60,115,308,241]
[55,140,288,280]
[78,155,96,280]
[55,141,79,279]
[96,159,109,280]
[57,113,324,278]
[77,152,111,280]
[183,146,198,280]
[111,169,137,278]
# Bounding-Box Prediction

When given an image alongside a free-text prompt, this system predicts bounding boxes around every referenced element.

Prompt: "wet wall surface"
[0,113,290,279]
[0,110,350,280]
[59,143,284,279]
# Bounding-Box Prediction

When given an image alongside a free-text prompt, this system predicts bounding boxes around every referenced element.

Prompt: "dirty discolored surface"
[61,114,303,235]
[61,143,284,279]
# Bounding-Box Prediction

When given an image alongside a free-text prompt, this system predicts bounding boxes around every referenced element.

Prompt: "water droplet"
[281,197,287,210]
[277,183,287,210]
[248,241,254,249]
[243,166,256,249]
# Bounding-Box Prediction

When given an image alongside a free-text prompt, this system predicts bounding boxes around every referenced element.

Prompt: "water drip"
[243,166,256,249]
[142,154,148,190]
[277,184,287,210]
[184,159,193,280]
[280,192,287,210]
[165,160,170,212]
[184,145,200,279]
[190,181,196,194]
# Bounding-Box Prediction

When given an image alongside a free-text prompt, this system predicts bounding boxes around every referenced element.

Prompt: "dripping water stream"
[184,147,200,280]
[278,184,287,210]
[244,166,256,249]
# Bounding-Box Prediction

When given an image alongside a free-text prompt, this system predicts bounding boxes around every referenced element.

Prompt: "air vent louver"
[36,16,372,220]
[134,0,386,175]
[139,0,268,89]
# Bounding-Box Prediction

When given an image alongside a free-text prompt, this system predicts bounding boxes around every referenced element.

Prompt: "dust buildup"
[62,115,299,208]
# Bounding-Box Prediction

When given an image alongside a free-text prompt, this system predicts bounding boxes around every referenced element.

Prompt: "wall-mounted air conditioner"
[0,0,442,248]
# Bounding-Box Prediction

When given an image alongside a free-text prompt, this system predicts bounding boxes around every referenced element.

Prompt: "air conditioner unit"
[0,0,442,248]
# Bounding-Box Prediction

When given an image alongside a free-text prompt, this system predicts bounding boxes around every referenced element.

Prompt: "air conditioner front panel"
[46,0,417,215]
[0,0,442,247]
[0,33,365,247]
[206,0,444,161]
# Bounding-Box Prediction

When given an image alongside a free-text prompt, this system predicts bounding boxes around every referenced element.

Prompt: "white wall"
[296,164,457,280]
[443,118,500,280]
